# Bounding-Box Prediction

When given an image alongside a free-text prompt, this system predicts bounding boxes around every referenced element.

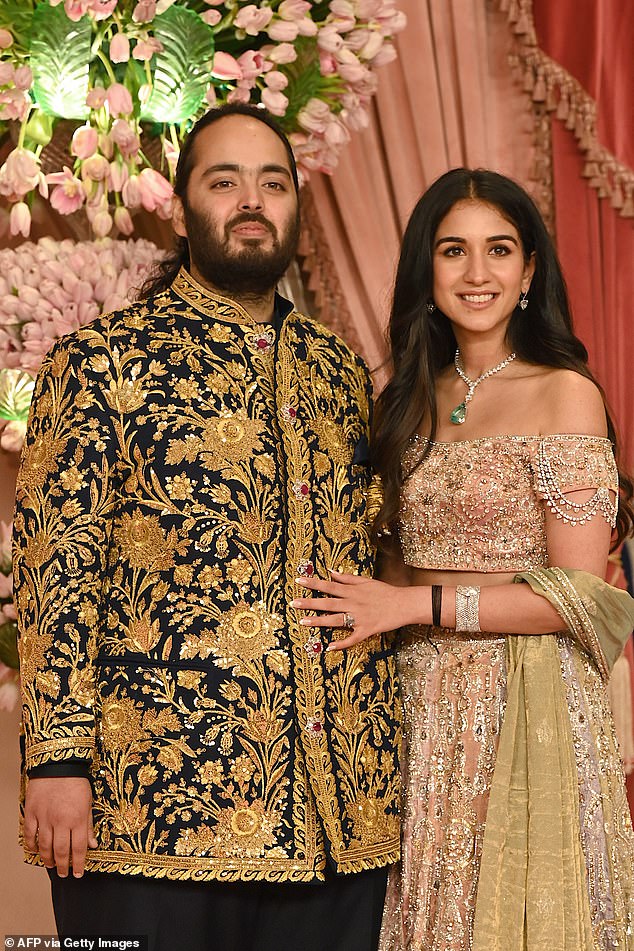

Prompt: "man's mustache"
[225,213,277,240]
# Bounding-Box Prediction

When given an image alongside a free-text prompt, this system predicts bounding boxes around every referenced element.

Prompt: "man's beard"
[183,204,300,297]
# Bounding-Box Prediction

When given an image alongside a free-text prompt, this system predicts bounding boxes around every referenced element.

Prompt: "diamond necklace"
[450,348,517,424]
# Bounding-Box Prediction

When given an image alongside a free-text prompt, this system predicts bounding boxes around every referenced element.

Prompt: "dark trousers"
[49,865,389,951]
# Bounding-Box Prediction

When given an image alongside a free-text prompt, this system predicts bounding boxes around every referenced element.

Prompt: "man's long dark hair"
[138,103,300,300]
[371,168,634,549]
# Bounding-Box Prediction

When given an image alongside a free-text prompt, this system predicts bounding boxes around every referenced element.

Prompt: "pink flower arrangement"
[0,236,163,377]
[0,0,406,236]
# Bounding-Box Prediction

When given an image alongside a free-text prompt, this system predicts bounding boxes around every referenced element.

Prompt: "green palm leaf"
[141,5,215,124]
[30,2,90,119]
[0,369,35,423]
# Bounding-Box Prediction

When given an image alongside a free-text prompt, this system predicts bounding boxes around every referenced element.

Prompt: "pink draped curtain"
[302,0,538,375]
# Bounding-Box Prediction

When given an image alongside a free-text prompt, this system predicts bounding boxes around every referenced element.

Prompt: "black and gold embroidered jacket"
[14,270,400,882]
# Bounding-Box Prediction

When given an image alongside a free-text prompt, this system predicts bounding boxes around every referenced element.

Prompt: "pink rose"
[71,125,98,159]
[234,5,273,35]
[10,201,31,237]
[110,33,130,63]
[106,83,133,116]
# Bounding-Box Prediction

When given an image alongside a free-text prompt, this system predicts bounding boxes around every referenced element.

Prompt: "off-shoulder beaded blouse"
[399,433,618,572]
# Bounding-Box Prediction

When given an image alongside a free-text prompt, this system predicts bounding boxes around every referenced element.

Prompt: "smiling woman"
[293,168,634,950]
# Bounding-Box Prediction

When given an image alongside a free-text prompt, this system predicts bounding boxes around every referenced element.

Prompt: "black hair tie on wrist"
[431,584,442,627]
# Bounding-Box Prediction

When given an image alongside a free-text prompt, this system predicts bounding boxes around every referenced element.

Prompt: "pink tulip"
[114,206,134,235]
[265,42,297,64]
[108,160,129,192]
[361,34,385,61]
[137,167,172,212]
[122,175,142,208]
[211,51,243,81]
[357,0,382,15]
[267,20,299,42]
[201,10,221,26]
[48,167,85,214]
[89,0,118,18]
[133,0,156,22]
[0,29,13,49]
[329,0,355,17]
[10,201,31,237]
[81,154,110,181]
[237,50,266,82]
[63,0,88,23]
[324,118,350,148]
[297,17,318,37]
[71,125,98,159]
[111,118,140,158]
[110,32,130,63]
[264,71,289,92]
[0,62,14,84]
[0,149,40,198]
[92,210,113,237]
[86,86,107,109]
[297,98,331,134]
[106,83,133,117]
[227,87,251,105]
[317,27,344,53]
[13,66,33,91]
[0,679,20,713]
[319,51,337,75]
[279,0,311,17]
[369,43,397,67]
[0,419,26,454]
[0,88,30,123]
[163,140,179,175]
[132,36,164,61]
[261,88,288,117]
[234,4,273,35]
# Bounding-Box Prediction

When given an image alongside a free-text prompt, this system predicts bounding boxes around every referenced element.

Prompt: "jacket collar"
[171,268,295,328]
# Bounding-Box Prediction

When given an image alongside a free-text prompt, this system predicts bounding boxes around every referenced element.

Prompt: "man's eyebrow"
[201,163,292,180]
[434,233,519,247]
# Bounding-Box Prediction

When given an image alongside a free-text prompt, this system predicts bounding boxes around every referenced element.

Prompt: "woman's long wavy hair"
[137,103,299,300]
[371,168,634,550]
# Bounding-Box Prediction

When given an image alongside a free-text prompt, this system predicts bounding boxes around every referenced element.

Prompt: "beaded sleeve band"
[536,441,618,527]
[455,585,481,633]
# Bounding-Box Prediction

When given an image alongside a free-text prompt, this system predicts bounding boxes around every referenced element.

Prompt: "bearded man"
[14,104,400,951]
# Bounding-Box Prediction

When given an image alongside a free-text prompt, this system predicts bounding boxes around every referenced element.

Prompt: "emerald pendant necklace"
[450,348,517,424]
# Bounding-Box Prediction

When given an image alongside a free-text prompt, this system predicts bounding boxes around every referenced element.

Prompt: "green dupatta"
[473,567,634,951]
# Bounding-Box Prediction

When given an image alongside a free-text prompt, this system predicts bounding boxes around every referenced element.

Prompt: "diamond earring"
[518,291,528,311]
[426,300,436,313]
